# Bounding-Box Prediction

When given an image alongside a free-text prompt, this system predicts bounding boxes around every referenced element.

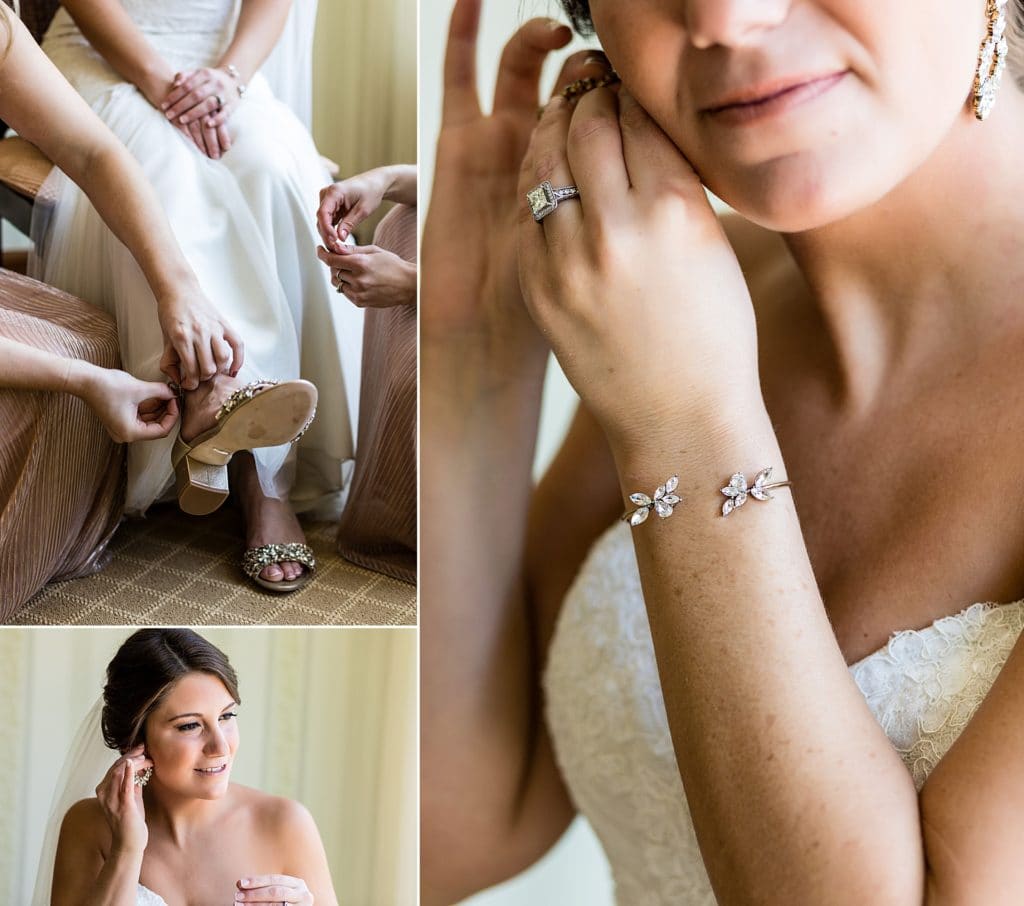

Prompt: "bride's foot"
[178,373,248,444]
[233,452,309,585]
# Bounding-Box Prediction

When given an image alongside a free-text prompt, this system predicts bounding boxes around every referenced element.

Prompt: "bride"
[39,628,337,906]
[423,0,1024,902]
[31,0,363,592]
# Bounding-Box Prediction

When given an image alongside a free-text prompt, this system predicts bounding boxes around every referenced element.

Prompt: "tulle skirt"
[31,12,361,515]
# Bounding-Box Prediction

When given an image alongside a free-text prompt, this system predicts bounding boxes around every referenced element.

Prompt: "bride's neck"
[143,785,227,846]
[782,85,1024,409]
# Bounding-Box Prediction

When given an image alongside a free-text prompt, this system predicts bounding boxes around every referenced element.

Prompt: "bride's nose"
[204,723,229,756]
[682,0,791,49]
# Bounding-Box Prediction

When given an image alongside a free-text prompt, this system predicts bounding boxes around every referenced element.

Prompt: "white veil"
[31,699,116,906]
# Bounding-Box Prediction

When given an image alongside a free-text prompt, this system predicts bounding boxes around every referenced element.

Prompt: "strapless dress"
[544,520,1024,905]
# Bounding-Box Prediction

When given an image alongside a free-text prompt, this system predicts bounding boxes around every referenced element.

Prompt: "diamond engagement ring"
[720,466,792,517]
[526,181,580,222]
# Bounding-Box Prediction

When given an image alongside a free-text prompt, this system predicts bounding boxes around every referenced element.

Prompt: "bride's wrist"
[609,396,780,487]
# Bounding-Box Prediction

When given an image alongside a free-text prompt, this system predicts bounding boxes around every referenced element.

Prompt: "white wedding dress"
[544,521,1024,905]
[32,0,362,514]
[137,886,167,906]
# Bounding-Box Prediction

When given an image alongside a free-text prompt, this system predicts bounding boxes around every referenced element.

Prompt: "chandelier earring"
[974,0,1010,120]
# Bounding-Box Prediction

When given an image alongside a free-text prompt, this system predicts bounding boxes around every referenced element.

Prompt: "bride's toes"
[260,562,285,582]
[281,561,303,581]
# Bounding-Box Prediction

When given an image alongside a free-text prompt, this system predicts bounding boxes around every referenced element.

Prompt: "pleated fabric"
[335,203,416,584]
[0,270,124,618]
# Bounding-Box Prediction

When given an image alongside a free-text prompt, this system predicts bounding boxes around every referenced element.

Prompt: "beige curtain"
[0,628,417,906]
[312,0,416,242]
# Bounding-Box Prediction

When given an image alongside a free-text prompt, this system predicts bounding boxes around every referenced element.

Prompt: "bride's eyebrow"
[166,701,239,722]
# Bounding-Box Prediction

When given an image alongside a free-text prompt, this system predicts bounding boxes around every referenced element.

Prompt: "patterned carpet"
[11,504,416,626]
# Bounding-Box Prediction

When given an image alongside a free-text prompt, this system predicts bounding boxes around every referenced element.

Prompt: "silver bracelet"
[720,466,791,517]
[224,63,247,98]
[622,476,681,526]
[622,467,792,526]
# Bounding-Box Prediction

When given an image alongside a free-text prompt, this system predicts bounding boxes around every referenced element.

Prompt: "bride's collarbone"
[769,380,1024,664]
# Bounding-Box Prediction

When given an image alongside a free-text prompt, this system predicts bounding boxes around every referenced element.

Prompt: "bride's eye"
[220,711,238,722]
[176,721,201,732]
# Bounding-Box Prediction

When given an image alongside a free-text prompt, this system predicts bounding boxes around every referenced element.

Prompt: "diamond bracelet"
[622,468,792,526]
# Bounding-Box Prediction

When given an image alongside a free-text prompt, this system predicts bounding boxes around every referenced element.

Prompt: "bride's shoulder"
[231,785,319,840]
[60,797,111,849]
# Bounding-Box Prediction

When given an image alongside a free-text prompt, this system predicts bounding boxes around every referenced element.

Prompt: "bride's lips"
[195,764,229,776]
[701,70,847,124]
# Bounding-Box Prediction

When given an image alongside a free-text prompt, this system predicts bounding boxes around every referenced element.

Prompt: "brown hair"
[101,629,241,753]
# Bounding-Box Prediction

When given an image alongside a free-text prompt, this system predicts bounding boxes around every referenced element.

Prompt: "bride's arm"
[514,75,933,905]
[59,0,175,106]
[52,749,152,906]
[52,800,141,906]
[0,13,241,387]
[214,0,292,84]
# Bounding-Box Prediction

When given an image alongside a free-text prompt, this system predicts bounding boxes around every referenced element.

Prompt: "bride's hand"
[234,874,313,904]
[94,746,152,855]
[423,0,579,377]
[156,291,244,389]
[516,70,764,456]
[162,68,236,160]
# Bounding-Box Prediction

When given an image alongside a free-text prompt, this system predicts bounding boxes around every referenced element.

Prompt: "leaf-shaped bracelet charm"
[623,475,682,526]
[720,466,792,517]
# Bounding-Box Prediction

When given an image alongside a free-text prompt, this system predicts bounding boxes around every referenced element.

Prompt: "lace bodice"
[137,885,167,906]
[543,521,1024,905]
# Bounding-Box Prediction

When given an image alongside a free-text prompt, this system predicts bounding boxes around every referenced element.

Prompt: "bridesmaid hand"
[316,243,416,308]
[234,875,313,904]
[156,292,244,389]
[75,365,180,442]
[316,171,389,250]
[516,71,764,455]
[94,746,151,856]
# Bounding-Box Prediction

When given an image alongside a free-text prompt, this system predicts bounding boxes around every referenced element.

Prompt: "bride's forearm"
[61,0,174,102]
[421,339,551,891]
[85,845,145,906]
[217,0,292,83]
[614,405,924,905]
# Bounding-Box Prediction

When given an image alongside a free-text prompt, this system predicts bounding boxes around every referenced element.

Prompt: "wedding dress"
[31,0,362,514]
[544,521,1024,905]
[137,885,168,906]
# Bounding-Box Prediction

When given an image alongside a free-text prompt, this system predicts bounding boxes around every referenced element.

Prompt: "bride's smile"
[143,672,239,800]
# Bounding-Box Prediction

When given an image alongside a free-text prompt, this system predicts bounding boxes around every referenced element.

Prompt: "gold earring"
[974,0,1009,120]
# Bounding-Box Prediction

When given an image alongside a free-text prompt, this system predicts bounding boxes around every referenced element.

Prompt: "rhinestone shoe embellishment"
[241,543,316,580]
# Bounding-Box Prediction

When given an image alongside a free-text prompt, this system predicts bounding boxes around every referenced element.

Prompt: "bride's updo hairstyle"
[558,1,1024,82]
[101,629,240,753]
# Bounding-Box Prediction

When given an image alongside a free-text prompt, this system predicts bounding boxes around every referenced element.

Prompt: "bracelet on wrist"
[224,63,247,98]
[622,467,792,526]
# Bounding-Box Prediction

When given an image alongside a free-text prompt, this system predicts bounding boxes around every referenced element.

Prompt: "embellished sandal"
[242,542,316,593]
[172,379,318,515]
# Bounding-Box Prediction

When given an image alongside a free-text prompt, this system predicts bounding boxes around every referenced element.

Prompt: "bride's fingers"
[617,89,703,200]
[441,0,483,126]
[566,84,629,214]
[492,18,572,116]
[518,95,581,244]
